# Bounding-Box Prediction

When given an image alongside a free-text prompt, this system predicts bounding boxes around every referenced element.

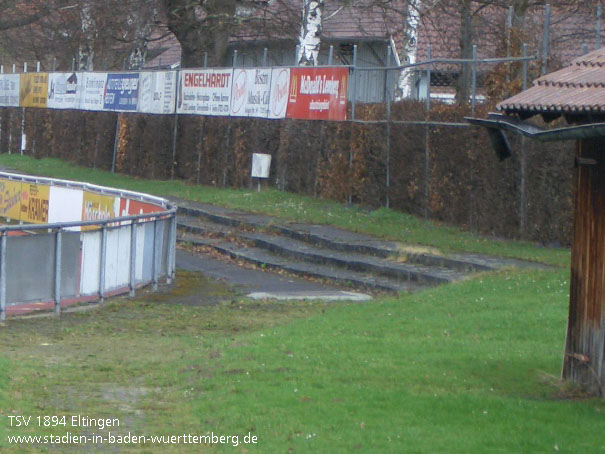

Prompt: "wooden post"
[563,137,605,395]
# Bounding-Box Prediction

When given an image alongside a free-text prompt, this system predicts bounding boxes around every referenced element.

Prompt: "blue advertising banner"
[103,73,139,111]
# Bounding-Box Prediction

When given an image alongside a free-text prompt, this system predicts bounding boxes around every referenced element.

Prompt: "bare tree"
[297,0,325,65]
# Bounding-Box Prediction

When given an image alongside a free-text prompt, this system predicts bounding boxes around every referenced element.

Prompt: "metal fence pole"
[129,221,137,297]
[295,45,300,65]
[541,4,551,75]
[111,114,120,173]
[203,52,208,68]
[152,219,158,291]
[424,46,432,220]
[328,45,334,65]
[351,44,358,120]
[598,3,602,50]
[385,46,392,209]
[54,228,62,316]
[99,224,107,303]
[471,45,477,114]
[0,233,6,321]
[167,214,177,284]
[262,48,268,67]
[232,50,238,67]
[522,43,528,90]
[21,62,26,155]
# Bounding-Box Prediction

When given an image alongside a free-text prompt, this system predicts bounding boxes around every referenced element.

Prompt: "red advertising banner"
[286,67,348,121]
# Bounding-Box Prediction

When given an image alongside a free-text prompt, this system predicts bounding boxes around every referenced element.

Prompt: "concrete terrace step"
[239,231,466,285]
[178,234,422,293]
[174,200,513,273]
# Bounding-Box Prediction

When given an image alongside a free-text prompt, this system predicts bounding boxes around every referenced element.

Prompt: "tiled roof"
[497,48,605,118]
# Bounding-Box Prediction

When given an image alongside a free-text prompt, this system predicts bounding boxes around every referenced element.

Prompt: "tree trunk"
[161,0,236,68]
[78,1,95,71]
[398,0,421,98]
[298,0,325,65]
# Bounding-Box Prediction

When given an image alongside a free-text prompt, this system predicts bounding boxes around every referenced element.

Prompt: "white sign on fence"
[177,69,233,116]
[230,68,271,118]
[47,72,81,110]
[0,74,20,107]
[268,68,290,119]
[80,72,108,111]
[137,71,176,114]
[251,153,272,179]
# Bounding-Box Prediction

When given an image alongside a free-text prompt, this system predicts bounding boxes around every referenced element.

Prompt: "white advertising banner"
[268,68,290,119]
[137,71,177,114]
[177,69,233,116]
[230,68,271,118]
[0,74,20,107]
[80,72,107,111]
[47,72,82,110]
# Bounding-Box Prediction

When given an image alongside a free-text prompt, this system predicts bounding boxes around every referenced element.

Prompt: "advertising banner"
[0,178,22,220]
[20,183,50,223]
[0,75,20,107]
[286,67,348,121]
[47,72,81,110]
[230,68,271,118]
[119,198,162,216]
[20,73,49,108]
[177,69,233,116]
[137,71,177,114]
[82,192,119,231]
[80,72,107,111]
[104,73,139,111]
[268,68,290,120]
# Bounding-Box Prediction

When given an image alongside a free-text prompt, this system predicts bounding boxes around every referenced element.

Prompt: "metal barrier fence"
[0,173,177,320]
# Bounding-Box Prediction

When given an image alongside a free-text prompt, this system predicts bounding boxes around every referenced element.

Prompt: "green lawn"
[0,269,602,453]
[0,154,569,267]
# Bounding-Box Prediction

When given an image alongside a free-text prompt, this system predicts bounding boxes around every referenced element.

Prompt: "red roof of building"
[497,48,605,119]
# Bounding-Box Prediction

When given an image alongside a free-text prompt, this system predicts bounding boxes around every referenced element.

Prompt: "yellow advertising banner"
[82,192,117,230]
[0,178,22,221]
[20,73,48,108]
[20,183,50,223]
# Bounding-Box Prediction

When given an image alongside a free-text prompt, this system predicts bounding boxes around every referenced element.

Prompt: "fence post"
[21,63,26,155]
[54,228,62,316]
[424,46,432,220]
[598,3,602,50]
[152,219,158,291]
[111,114,120,173]
[295,45,300,65]
[471,45,477,114]
[232,50,238,67]
[129,220,137,297]
[384,45,392,209]
[0,233,6,321]
[328,45,334,65]
[203,52,208,68]
[262,48,268,67]
[351,44,358,120]
[522,43,528,90]
[541,4,551,75]
[167,214,177,284]
[99,224,107,303]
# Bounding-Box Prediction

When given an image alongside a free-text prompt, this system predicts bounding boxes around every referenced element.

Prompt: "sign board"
[251,153,272,179]
[269,68,290,119]
[137,71,176,114]
[230,68,271,118]
[20,183,50,223]
[20,73,48,108]
[0,179,22,220]
[177,69,233,116]
[47,72,81,110]
[104,73,139,111]
[0,75,20,107]
[286,67,348,121]
[80,72,107,111]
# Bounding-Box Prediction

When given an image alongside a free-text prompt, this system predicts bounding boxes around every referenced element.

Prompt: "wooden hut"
[469,48,605,395]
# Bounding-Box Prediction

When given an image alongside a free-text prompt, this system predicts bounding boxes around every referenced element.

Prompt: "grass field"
[1,155,600,453]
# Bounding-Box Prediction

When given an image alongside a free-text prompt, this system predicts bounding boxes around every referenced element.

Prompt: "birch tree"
[297,0,325,65]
